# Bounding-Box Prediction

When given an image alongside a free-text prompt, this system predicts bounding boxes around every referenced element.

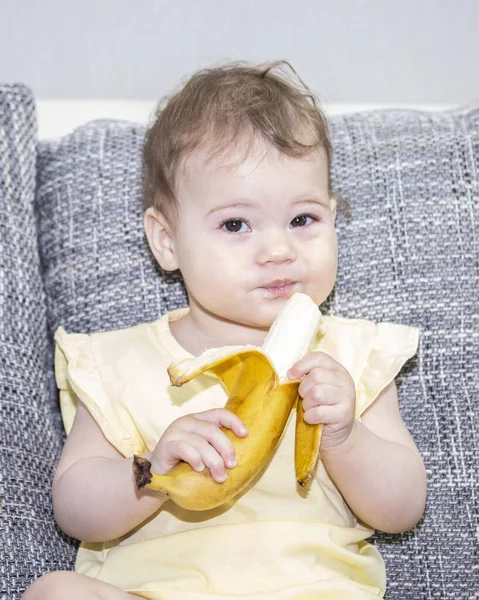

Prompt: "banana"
[133,292,322,510]
[295,398,323,487]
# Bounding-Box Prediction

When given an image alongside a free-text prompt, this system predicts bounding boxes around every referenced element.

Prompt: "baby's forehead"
[175,140,330,209]
[186,134,266,171]
[181,135,328,179]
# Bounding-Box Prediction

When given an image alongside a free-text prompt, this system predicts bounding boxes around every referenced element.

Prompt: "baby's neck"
[170,310,267,356]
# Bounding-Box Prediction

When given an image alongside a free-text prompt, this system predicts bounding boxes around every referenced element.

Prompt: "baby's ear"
[143,207,179,271]
[329,196,338,221]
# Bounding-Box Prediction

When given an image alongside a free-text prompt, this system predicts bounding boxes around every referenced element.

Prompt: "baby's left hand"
[287,352,356,452]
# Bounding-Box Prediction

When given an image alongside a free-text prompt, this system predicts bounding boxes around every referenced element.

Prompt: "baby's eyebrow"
[292,197,329,209]
[207,196,328,216]
[207,201,255,215]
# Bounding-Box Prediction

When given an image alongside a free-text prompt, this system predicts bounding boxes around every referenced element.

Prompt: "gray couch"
[1,84,478,600]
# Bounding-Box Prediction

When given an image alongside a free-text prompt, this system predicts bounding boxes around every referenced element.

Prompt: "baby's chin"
[203,291,323,336]
[247,293,324,330]
[214,308,280,338]
[237,300,297,330]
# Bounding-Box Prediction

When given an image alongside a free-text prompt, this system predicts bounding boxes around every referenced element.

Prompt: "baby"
[23,61,427,599]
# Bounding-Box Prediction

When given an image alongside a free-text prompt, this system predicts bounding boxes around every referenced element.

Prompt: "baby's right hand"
[151,409,248,483]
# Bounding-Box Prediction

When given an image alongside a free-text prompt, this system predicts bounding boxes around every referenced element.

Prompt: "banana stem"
[133,455,153,489]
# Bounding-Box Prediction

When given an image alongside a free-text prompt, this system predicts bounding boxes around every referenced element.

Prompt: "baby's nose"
[256,232,297,264]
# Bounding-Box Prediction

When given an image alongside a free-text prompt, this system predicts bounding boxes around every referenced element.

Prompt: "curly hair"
[143,61,332,224]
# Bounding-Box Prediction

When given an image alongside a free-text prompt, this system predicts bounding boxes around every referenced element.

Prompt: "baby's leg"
[22,571,144,599]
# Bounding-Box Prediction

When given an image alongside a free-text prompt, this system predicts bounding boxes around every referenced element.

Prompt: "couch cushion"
[0,85,77,599]
[35,106,479,599]
[36,120,187,338]
[329,107,479,598]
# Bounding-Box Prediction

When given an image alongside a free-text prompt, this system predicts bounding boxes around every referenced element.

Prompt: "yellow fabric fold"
[354,321,419,418]
[79,521,384,599]
[54,326,148,456]
[311,316,419,419]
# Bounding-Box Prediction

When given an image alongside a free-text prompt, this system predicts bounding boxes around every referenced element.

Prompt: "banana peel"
[295,397,323,487]
[134,348,299,511]
[133,293,323,510]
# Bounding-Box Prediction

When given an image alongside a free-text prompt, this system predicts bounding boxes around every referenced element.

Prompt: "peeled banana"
[133,292,322,510]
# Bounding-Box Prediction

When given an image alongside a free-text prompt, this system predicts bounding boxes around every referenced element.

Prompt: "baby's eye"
[221,219,250,233]
[290,215,315,228]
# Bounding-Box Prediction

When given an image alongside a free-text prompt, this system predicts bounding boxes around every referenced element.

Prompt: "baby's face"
[155,142,337,331]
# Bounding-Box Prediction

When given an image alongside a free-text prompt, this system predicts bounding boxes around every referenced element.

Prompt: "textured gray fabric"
[0,85,76,600]
[30,105,479,598]
[36,120,187,339]
[328,108,479,599]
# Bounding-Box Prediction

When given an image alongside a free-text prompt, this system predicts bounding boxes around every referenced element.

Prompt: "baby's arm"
[52,401,246,543]
[290,353,427,534]
[321,381,427,533]
[52,401,166,543]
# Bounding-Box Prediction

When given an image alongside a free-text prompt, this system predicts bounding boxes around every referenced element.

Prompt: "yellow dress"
[54,308,419,600]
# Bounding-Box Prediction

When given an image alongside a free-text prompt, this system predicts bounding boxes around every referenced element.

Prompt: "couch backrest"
[1,85,478,598]
[0,85,77,600]
[36,106,479,598]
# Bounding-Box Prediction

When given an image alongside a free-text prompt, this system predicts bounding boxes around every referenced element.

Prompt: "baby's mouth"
[262,280,297,298]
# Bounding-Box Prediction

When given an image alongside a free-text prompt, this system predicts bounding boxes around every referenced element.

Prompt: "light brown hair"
[143,61,332,224]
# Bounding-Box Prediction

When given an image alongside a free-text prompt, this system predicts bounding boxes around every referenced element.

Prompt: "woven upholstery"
[2,103,477,598]
[36,120,187,339]
[0,85,76,600]
[329,108,479,599]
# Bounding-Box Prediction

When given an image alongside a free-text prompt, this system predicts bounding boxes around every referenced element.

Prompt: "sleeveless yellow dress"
[54,308,419,599]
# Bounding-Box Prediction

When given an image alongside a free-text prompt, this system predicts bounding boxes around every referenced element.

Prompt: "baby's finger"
[303,403,342,426]
[298,370,344,400]
[288,351,341,380]
[185,417,240,469]
[167,438,205,473]
[194,408,248,438]
[300,381,344,408]
[185,434,230,483]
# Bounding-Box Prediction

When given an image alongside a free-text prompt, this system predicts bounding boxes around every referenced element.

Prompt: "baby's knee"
[21,571,137,599]
[22,571,77,600]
